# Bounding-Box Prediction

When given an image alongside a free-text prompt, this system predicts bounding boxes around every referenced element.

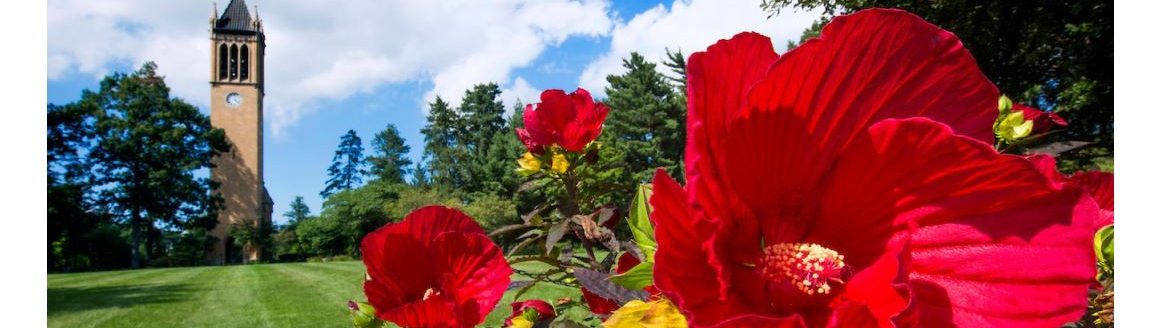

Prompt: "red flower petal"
[1018,104,1068,134]
[1027,154,1068,183]
[651,169,764,326]
[508,299,555,322]
[384,205,486,248]
[837,235,912,327]
[823,302,881,328]
[715,314,805,328]
[515,127,543,154]
[363,234,436,315]
[432,232,511,325]
[581,287,621,315]
[523,104,557,149]
[382,293,460,328]
[747,8,998,153]
[825,118,1095,327]
[710,8,1000,238]
[685,31,778,227]
[538,89,574,132]
[1071,171,1114,211]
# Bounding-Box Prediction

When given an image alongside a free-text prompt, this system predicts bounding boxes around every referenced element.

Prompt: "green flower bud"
[348,300,385,328]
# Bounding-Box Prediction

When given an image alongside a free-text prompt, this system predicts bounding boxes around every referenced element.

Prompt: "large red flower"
[361,206,511,328]
[652,9,1097,328]
[515,88,609,154]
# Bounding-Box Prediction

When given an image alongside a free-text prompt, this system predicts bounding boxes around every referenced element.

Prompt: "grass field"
[47,261,599,328]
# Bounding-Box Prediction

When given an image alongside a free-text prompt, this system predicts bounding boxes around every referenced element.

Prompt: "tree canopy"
[48,62,229,269]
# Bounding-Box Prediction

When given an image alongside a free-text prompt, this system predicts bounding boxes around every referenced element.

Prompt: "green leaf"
[1094,224,1114,275]
[628,184,656,260]
[609,261,654,290]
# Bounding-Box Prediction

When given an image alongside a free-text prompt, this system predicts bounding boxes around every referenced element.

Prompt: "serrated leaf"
[609,261,653,290]
[628,184,657,261]
[545,219,570,255]
[573,267,649,304]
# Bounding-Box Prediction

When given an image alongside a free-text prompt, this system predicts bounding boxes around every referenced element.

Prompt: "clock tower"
[208,0,272,264]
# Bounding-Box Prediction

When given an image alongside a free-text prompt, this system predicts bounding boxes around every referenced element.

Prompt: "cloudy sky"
[47,0,823,222]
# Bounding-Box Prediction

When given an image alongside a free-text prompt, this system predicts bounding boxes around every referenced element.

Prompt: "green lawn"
[48,261,599,327]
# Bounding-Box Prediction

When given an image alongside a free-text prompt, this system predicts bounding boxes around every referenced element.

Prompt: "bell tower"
[208,0,272,264]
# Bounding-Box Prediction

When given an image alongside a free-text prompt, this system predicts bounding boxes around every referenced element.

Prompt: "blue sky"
[47,0,822,225]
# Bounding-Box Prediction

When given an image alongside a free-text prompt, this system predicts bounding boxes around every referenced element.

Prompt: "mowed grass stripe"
[48,266,215,328]
[258,262,364,327]
[49,261,596,327]
[48,267,184,289]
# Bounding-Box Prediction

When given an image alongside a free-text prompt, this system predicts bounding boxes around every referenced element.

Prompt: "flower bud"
[347,300,385,328]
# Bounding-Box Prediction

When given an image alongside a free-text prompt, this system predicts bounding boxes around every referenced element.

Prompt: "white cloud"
[500,77,540,116]
[578,0,823,96]
[49,0,613,137]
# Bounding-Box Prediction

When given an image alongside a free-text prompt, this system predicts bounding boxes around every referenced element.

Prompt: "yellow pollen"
[758,243,847,296]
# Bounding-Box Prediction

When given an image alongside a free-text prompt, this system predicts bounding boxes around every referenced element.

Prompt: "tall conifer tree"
[368,123,412,183]
[321,130,367,198]
[601,52,687,185]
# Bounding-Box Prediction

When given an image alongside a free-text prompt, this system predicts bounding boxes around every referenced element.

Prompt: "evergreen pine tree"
[368,123,412,183]
[321,130,367,198]
[456,83,513,195]
[663,47,688,90]
[601,52,687,186]
[410,162,429,188]
[421,97,463,190]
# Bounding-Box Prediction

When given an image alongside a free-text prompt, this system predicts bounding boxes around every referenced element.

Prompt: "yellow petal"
[551,153,569,174]
[603,299,688,328]
[995,111,1033,141]
[516,152,542,176]
[508,316,534,328]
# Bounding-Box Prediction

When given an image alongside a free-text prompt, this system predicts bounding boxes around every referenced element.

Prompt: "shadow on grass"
[48,283,197,314]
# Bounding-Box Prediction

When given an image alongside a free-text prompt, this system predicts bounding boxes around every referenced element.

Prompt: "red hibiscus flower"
[1029,155,1114,228]
[651,9,1097,327]
[361,206,511,328]
[505,299,556,326]
[515,88,609,154]
[1016,103,1068,135]
[581,252,659,315]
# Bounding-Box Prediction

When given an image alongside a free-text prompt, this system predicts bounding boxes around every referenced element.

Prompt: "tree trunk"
[130,208,141,268]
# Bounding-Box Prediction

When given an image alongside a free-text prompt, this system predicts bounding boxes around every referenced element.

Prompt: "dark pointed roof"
[215,0,255,35]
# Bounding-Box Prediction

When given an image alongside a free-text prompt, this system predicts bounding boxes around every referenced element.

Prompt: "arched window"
[229,44,239,80]
[218,44,228,80]
[240,45,250,81]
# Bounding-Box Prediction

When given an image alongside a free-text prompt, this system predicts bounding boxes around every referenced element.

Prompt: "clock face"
[225,92,243,107]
